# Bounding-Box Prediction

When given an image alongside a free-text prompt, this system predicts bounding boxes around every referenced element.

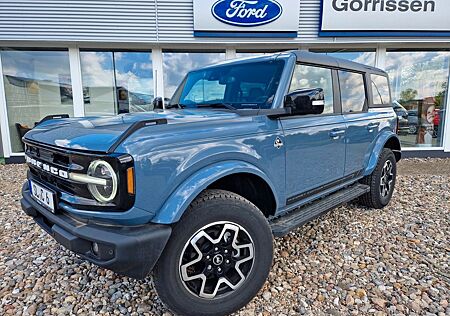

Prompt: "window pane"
[289,64,334,114]
[1,49,73,153]
[311,49,376,66]
[176,61,285,109]
[114,52,154,113]
[339,71,366,113]
[81,52,115,116]
[163,52,225,99]
[386,50,449,148]
[371,74,391,105]
[183,79,226,103]
[81,51,154,116]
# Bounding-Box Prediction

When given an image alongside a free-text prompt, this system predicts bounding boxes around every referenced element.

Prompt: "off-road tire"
[153,189,273,316]
[359,148,397,209]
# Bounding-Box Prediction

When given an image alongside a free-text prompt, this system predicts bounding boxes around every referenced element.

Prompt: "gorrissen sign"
[332,0,435,12]
[320,0,449,36]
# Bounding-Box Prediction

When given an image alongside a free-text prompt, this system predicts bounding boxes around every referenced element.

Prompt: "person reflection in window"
[417,104,435,145]
[118,88,129,114]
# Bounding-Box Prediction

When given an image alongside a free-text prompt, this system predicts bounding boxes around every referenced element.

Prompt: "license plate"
[29,180,55,213]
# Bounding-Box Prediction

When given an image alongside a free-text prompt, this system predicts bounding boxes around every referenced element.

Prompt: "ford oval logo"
[212,0,283,27]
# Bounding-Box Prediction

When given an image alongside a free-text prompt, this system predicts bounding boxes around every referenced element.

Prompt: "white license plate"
[30,180,55,212]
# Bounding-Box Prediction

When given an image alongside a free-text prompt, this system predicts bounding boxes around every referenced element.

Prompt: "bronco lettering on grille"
[26,155,69,179]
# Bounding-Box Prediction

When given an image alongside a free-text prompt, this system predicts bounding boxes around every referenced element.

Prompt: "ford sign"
[212,0,283,27]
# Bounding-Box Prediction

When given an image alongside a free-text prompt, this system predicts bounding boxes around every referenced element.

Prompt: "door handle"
[367,122,380,131]
[329,129,345,139]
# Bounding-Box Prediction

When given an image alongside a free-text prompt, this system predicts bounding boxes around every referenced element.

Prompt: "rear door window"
[338,71,367,113]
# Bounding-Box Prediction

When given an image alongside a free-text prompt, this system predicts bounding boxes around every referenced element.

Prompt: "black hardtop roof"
[195,50,387,77]
[291,51,387,76]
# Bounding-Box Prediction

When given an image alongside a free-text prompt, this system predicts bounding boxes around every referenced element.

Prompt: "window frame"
[283,62,341,118]
[337,69,369,115]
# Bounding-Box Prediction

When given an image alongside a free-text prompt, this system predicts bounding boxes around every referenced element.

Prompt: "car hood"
[24,109,240,153]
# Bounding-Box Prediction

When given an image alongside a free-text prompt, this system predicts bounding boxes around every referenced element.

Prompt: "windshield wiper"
[196,103,236,111]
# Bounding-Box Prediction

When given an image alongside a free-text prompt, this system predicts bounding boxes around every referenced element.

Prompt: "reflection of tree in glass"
[434,82,447,108]
[399,88,418,104]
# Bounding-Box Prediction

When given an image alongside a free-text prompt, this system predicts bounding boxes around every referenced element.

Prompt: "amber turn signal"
[126,167,135,195]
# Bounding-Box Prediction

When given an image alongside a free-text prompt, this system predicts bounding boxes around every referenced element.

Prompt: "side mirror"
[284,88,325,116]
[152,97,164,110]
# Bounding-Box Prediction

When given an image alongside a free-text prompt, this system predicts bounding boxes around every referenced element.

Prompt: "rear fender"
[364,131,401,176]
[151,161,278,224]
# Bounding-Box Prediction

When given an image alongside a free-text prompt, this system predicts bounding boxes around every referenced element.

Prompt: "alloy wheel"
[380,160,394,198]
[179,221,255,299]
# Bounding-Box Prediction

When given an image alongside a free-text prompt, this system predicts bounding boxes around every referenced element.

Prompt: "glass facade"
[1,49,73,153]
[163,52,225,100]
[311,49,376,66]
[0,47,449,157]
[386,50,450,148]
[80,51,154,116]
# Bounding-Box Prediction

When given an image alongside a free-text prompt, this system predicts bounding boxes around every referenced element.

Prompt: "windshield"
[169,60,285,110]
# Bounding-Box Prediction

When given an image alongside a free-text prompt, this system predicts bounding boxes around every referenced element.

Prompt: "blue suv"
[21,51,401,316]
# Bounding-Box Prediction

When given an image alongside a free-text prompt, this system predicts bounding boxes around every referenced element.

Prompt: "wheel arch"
[364,132,401,176]
[151,161,279,224]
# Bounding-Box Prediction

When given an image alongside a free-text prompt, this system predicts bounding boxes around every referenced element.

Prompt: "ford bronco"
[21,51,401,316]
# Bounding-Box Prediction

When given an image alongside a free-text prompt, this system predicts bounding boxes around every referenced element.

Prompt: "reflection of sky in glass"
[386,51,450,101]
[80,51,154,114]
[236,52,271,59]
[80,52,114,87]
[314,51,376,66]
[163,52,225,98]
[2,50,72,84]
[114,52,153,96]
[80,52,153,95]
[289,64,334,114]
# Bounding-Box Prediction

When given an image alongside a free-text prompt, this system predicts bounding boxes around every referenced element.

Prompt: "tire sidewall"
[154,191,273,316]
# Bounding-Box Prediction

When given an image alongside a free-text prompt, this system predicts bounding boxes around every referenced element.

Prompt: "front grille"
[24,140,135,212]
[25,142,92,200]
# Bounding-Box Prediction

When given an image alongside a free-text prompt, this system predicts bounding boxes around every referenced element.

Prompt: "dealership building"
[0,0,449,162]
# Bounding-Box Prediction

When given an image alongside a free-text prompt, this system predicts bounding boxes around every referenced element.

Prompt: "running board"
[270,184,370,237]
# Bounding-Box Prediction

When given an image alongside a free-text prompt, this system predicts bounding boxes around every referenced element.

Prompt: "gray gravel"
[1,160,449,316]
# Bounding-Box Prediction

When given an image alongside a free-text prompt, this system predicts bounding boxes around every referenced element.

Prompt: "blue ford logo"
[212,0,283,27]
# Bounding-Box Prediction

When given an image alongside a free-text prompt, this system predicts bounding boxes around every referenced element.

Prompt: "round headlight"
[87,160,118,203]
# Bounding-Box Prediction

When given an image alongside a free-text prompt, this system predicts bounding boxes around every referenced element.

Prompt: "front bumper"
[21,183,172,279]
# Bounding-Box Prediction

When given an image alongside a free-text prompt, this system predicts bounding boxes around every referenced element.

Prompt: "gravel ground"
[0,159,449,316]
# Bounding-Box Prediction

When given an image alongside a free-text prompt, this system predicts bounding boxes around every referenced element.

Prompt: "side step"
[270,183,370,237]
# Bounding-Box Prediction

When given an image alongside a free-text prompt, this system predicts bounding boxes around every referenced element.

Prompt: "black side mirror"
[284,88,325,116]
[152,97,164,110]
